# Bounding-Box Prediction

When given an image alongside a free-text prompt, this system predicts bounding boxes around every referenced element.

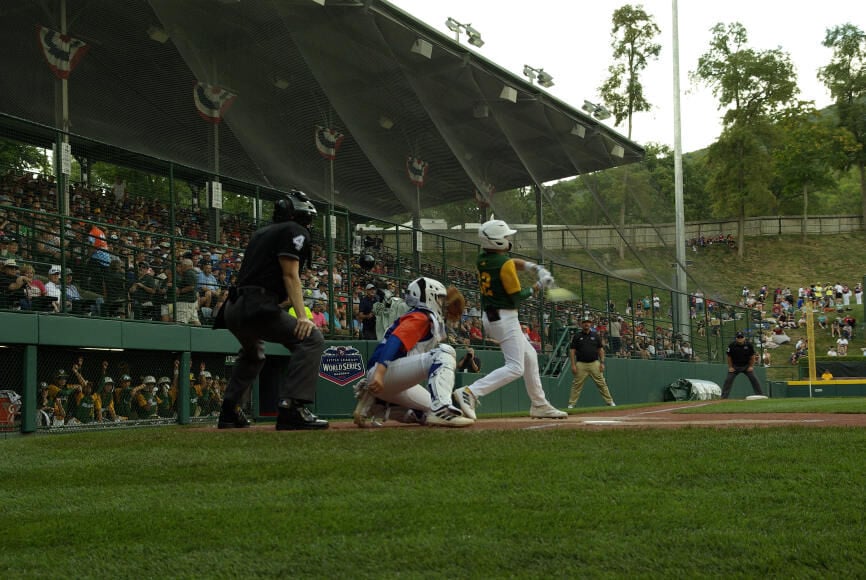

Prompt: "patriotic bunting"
[406,156,429,187]
[315,126,345,160]
[36,25,89,79]
[193,82,237,124]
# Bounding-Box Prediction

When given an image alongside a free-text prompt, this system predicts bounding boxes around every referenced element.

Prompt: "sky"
[389,0,864,153]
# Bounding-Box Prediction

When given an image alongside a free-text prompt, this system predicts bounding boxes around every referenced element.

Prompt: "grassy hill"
[550,232,866,382]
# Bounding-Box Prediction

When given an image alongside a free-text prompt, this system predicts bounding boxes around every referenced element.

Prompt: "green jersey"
[477,251,532,310]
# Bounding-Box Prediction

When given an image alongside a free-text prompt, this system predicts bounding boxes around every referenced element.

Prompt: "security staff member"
[567,316,616,408]
[215,189,327,430]
[721,331,765,399]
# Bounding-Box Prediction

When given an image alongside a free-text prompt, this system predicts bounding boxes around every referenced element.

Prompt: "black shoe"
[217,406,251,429]
[276,404,329,431]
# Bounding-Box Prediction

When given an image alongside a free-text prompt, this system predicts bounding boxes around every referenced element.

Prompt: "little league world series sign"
[318,346,366,386]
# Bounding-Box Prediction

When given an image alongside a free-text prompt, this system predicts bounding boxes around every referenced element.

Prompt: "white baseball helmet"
[406,277,447,319]
[479,219,517,251]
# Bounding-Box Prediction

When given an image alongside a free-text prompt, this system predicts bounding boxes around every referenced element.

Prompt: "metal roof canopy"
[0,0,644,217]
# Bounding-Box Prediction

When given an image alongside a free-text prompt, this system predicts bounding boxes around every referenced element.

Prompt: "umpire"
[721,331,765,399]
[215,190,328,430]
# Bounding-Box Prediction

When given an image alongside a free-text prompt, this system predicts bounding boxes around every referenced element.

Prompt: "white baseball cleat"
[530,404,568,419]
[426,405,474,428]
[452,386,479,420]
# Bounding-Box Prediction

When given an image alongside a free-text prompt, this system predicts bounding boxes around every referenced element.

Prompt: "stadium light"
[582,100,611,121]
[523,65,554,88]
[445,17,484,48]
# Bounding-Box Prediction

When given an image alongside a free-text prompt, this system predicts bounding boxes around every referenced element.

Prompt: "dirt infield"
[320,401,866,431]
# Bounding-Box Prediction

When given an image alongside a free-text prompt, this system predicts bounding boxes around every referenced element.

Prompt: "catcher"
[353,277,473,428]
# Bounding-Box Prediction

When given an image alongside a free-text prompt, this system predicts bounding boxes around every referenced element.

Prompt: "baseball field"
[5,399,866,578]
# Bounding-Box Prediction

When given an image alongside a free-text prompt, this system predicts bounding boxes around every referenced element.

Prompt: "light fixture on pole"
[582,100,612,121]
[445,17,484,47]
[522,65,554,88]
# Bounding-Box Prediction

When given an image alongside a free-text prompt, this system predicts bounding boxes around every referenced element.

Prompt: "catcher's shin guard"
[426,344,457,409]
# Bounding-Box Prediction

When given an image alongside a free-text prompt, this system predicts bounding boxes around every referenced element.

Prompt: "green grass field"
[6,402,866,578]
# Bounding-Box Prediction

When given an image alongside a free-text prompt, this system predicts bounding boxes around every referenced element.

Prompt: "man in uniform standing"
[567,317,616,408]
[215,190,327,431]
[721,331,765,399]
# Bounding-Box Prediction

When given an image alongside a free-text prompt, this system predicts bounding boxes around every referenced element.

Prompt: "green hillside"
[552,232,866,382]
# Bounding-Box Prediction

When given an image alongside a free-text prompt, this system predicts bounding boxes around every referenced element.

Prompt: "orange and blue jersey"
[367,308,443,368]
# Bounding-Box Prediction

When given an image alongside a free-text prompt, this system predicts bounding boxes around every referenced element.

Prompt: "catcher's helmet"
[406,277,447,319]
[273,189,317,226]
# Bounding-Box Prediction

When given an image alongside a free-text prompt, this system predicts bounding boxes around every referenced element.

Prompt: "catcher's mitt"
[445,286,465,323]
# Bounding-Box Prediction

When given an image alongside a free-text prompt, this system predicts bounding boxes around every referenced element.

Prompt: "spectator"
[174,258,201,326]
[0,258,29,310]
[457,347,481,373]
[311,301,327,331]
[358,283,379,340]
[837,335,849,357]
[130,261,157,320]
[196,260,219,319]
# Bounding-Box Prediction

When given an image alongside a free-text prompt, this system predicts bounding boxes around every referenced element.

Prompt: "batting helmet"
[479,219,517,251]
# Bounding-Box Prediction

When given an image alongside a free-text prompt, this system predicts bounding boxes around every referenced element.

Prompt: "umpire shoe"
[276,402,329,431]
[217,404,251,429]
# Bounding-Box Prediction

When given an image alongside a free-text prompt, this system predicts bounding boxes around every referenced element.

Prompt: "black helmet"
[359,254,376,271]
[273,190,317,226]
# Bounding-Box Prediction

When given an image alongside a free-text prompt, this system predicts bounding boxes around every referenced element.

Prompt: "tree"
[599,4,661,139]
[0,138,50,175]
[599,4,661,259]
[691,22,799,257]
[818,23,866,224]
[772,107,858,240]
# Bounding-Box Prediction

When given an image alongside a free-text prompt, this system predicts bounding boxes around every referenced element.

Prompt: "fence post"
[21,345,37,434]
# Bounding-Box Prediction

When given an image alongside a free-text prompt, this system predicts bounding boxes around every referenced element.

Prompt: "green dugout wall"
[0,313,764,433]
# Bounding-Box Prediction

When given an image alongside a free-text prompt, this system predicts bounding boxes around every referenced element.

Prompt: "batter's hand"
[294,318,316,339]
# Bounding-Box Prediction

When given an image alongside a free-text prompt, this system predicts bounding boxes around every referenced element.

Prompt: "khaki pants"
[569,360,614,406]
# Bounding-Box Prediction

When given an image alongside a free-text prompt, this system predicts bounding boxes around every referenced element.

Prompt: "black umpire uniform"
[215,190,327,430]
[721,331,765,399]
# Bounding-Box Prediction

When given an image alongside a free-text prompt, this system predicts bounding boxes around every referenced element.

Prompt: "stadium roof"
[0,0,644,218]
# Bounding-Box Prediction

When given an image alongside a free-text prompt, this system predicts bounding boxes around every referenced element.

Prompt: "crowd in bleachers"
[0,168,755,365]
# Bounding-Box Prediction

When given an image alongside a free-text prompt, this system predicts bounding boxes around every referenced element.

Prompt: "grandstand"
[0,0,759,435]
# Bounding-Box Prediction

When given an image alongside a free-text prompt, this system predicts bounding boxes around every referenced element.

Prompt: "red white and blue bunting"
[193,82,237,124]
[36,25,89,79]
[315,126,345,160]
